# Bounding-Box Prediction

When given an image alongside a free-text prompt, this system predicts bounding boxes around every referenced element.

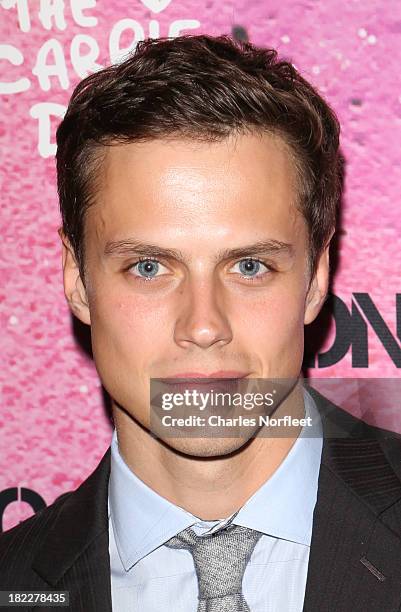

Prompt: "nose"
[174,275,232,349]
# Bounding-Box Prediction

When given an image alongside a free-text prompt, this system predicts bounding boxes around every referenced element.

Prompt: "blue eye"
[234,258,269,278]
[137,260,158,277]
[131,258,163,279]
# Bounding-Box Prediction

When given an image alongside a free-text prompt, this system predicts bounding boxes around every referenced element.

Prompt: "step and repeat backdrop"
[1,0,400,531]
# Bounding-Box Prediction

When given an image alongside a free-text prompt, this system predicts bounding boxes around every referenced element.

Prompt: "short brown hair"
[56,34,341,285]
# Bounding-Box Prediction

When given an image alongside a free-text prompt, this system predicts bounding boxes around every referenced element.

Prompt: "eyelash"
[124,257,275,283]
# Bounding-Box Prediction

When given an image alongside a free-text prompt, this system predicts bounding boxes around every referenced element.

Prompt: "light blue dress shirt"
[108,387,323,611]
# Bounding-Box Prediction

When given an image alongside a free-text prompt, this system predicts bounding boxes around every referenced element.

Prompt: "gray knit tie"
[165,523,263,611]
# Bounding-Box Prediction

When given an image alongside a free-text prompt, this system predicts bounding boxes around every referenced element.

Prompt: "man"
[1,34,400,612]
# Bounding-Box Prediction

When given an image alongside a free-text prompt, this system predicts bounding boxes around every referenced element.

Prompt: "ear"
[304,231,334,325]
[58,227,91,326]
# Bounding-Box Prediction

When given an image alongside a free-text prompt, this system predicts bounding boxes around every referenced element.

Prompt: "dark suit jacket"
[1,386,401,611]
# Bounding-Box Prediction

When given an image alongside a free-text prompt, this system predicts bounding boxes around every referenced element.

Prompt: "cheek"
[235,284,306,341]
[92,293,171,357]
[235,292,305,376]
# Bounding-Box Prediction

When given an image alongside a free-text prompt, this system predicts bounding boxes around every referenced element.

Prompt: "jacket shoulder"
[0,447,111,591]
[0,491,72,588]
[306,383,401,481]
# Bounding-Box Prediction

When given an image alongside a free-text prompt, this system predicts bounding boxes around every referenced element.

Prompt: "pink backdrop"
[1,0,400,531]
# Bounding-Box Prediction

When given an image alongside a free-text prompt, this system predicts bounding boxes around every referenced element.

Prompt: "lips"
[150,371,251,408]
[155,375,248,395]
[163,371,249,379]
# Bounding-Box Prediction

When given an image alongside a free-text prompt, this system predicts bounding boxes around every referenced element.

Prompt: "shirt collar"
[108,433,196,571]
[108,387,323,571]
[232,388,322,546]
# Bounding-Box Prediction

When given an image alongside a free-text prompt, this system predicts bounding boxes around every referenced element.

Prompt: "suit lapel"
[31,447,113,612]
[303,386,401,611]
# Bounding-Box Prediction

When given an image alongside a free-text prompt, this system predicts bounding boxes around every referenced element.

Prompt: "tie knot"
[165,524,263,608]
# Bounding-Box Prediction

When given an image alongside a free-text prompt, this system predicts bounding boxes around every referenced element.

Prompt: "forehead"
[86,132,304,249]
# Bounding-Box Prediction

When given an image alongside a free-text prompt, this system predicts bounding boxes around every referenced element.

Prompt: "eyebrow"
[103,238,295,263]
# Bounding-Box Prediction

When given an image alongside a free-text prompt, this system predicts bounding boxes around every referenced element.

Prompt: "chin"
[160,436,253,458]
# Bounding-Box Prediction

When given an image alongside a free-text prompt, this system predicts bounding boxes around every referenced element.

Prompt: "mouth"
[154,372,250,395]
[160,371,250,379]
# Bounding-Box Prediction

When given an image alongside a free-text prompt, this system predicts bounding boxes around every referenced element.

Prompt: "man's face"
[62,132,329,455]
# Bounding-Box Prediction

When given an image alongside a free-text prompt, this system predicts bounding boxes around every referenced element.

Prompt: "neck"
[112,380,305,520]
